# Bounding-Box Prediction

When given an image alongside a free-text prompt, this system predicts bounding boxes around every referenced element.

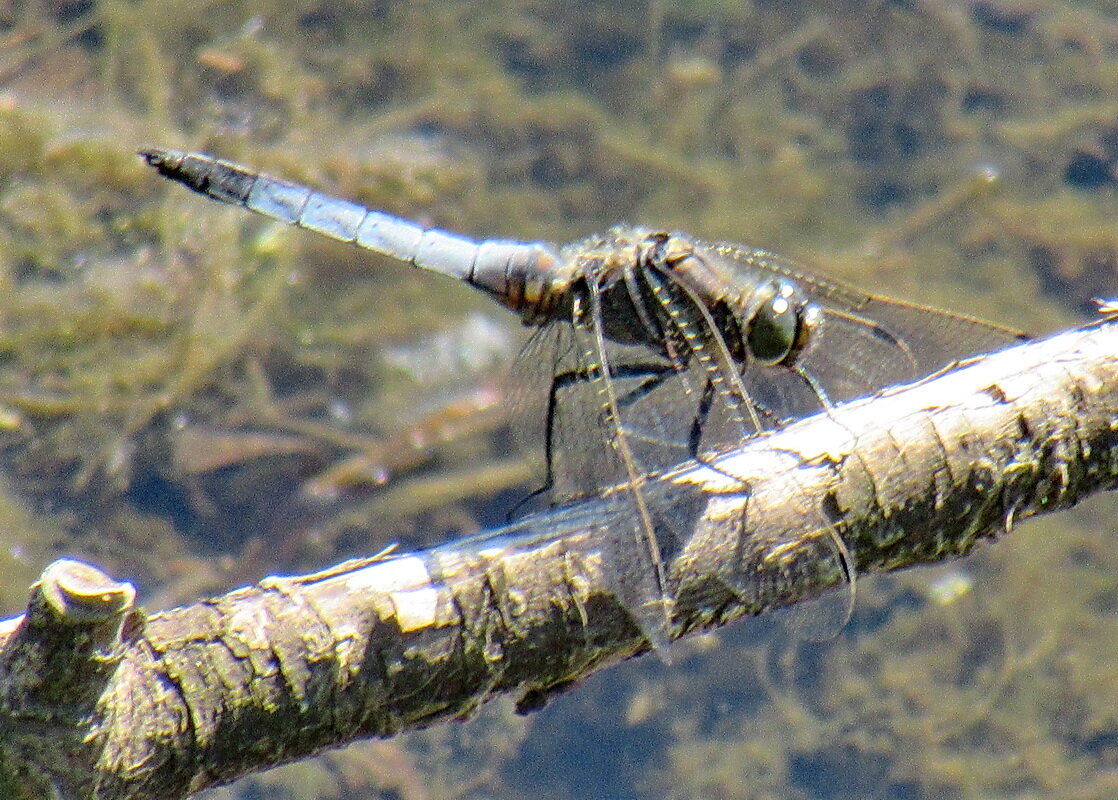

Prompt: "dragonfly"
[142,147,1028,649]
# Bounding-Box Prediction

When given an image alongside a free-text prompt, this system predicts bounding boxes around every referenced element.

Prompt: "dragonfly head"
[746,280,822,366]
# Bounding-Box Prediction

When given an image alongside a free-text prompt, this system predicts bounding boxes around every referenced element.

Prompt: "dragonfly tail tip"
[138,147,184,174]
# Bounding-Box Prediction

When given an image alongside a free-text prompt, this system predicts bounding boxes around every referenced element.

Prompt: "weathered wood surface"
[0,320,1114,800]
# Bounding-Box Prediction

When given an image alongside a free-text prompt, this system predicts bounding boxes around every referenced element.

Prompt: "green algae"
[2,0,1118,798]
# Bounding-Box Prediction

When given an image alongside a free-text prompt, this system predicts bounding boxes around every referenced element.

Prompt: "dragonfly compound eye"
[747,282,808,366]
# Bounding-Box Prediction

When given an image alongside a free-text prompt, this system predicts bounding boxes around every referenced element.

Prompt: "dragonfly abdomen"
[140,148,568,324]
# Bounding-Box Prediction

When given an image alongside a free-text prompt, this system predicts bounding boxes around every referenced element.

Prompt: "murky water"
[1,1,1117,798]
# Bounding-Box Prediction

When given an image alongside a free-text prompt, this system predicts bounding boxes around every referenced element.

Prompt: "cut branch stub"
[0,558,139,713]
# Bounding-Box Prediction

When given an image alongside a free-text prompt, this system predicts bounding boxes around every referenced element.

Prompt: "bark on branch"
[0,319,1115,799]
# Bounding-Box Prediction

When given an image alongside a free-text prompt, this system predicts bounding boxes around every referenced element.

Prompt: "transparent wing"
[506,321,635,505]
[708,241,1028,377]
[426,478,708,652]
[728,299,1026,427]
[502,323,574,503]
[510,316,751,506]
[505,286,733,649]
[847,294,1029,375]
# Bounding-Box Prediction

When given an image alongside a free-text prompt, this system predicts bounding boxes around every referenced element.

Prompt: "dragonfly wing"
[549,322,635,499]
[514,324,715,503]
[427,478,706,653]
[505,323,662,504]
[705,241,1027,415]
[503,323,576,501]
[777,505,857,642]
[789,299,1024,414]
[518,285,729,650]
[846,295,1029,375]
[707,241,1027,370]
[601,344,703,472]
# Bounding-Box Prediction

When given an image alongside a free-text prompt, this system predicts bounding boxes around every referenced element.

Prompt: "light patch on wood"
[471,541,512,559]
[226,603,272,649]
[388,587,442,632]
[346,555,431,594]
[701,493,749,522]
[0,616,22,637]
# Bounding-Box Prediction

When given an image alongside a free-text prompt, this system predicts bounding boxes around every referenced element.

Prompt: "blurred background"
[1,0,1118,797]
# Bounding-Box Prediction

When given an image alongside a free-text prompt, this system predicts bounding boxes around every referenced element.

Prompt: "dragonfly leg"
[686,373,780,461]
[612,362,679,410]
[791,364,834,410]
[686,379,758,497]
[507,366,583,520]
[508,361,679,521]
[688,378,718,458]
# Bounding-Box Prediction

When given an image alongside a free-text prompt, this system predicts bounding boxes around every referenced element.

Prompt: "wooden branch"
[0,319,1115,799]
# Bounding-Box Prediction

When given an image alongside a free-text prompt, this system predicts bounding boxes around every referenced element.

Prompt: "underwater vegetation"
[2,0,1118,798]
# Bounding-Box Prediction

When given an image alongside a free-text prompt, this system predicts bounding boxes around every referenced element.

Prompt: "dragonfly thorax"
[654,234,824,367]
[636,232,824,368]
[553,228,826,369]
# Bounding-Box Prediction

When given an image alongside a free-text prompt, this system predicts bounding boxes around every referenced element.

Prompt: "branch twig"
[0,320,1114,799]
